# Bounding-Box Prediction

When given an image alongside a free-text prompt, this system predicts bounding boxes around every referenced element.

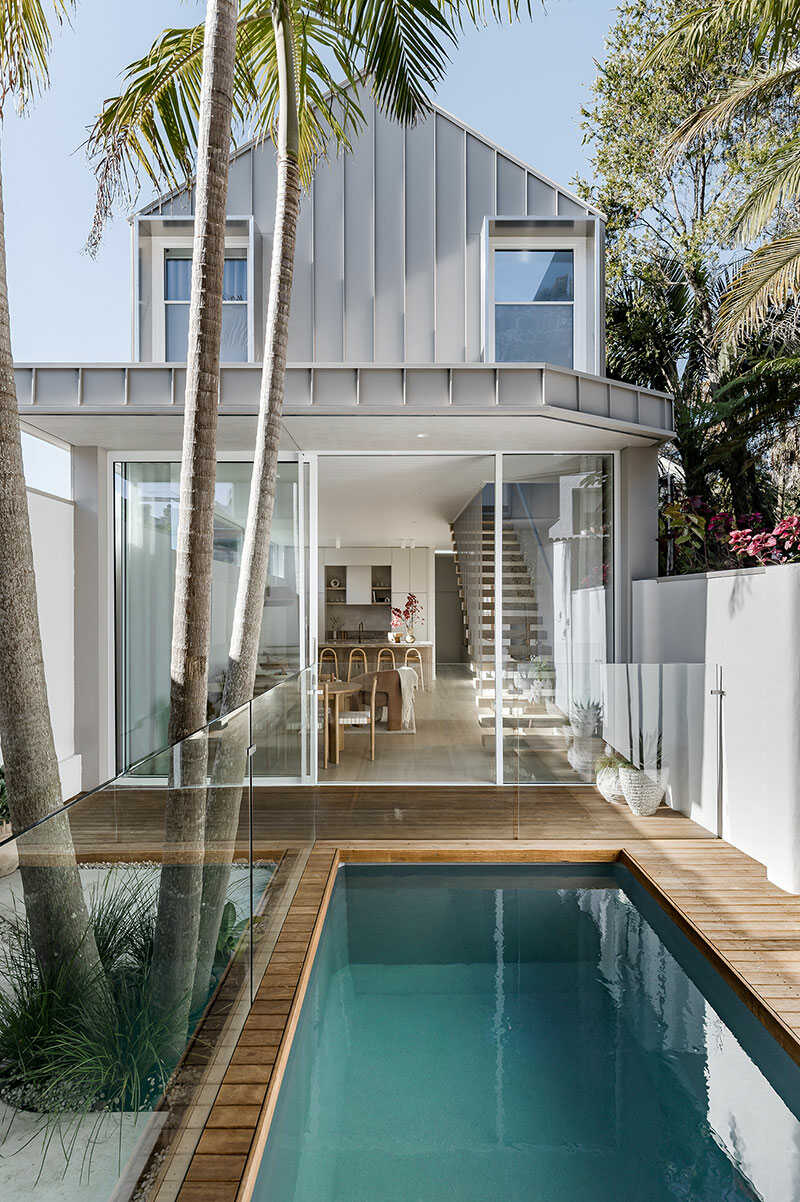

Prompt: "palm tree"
[147,0,240,1059]
[646,0,800,342]
[0,1,105,986]
[88,0,537,1003]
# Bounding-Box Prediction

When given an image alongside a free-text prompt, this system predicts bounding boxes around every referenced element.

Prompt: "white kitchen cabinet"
[345,564,372,604]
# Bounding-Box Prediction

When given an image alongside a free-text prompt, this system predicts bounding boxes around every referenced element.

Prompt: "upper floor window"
[494,249,574,367]
[164,247,249,362]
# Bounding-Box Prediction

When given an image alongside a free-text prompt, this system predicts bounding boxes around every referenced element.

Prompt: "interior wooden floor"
[318,663,590,786]
[320,664,493,784]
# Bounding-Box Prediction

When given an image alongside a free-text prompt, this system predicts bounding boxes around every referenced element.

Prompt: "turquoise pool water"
[254,864,800,1202]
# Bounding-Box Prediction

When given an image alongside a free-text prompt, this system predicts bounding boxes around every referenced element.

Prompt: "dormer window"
[484,219,596,372]
[494,249,574,366]
[164,247,248,362]
[137,217,254,362]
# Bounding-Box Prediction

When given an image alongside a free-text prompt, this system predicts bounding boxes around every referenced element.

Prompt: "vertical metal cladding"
[140,95,598,366]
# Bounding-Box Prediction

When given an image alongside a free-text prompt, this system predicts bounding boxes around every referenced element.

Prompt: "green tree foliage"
[650,0,800,343]
[578,0,800,521]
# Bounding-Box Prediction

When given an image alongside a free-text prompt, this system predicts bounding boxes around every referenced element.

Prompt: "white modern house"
[16,98,675,794]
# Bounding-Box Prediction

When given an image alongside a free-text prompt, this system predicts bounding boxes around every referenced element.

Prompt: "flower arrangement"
[391,593,423,642]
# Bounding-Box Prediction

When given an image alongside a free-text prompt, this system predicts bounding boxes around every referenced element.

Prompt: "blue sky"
[5,0,616,362]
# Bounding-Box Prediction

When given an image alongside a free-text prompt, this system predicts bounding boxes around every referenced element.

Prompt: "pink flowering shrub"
[729,515,800,565]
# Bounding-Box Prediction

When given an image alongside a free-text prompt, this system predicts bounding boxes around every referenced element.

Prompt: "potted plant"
[618,734,665,816]
[530,655,555,703]
[595,747,626,805]
[0,765,18,877]
[570,699,603,739]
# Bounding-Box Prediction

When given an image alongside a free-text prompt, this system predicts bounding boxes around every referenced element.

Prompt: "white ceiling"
[317,454,492,548]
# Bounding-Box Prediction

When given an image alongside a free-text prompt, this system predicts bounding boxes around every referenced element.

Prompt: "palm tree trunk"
[0,136,103,986]
[150,0,238,1056]
[190,0,302,1008]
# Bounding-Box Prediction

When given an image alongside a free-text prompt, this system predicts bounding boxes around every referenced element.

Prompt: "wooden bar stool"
[319,646,339,680]
[404,646,424,689]
[376,647,396,670]
[347,647,368,680]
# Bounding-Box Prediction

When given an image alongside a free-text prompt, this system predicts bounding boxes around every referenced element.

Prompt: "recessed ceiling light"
[416,432,428,438]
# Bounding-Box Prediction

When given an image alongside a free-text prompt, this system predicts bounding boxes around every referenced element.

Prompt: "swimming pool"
[253,864,800,1202]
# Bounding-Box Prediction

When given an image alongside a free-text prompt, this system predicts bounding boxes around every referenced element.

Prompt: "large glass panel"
[494,249,574,302]
[501,453,613,784]
[115,460,302,768]
[495,303,573,365]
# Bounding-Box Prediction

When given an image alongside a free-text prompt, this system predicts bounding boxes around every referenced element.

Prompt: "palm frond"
[732,135,800,240]
[644,1,800,69]
[0,0,73,112]
[661,58,800,160]
[329,0,459,125]
[85,1,363,254]
[718,230,800,343]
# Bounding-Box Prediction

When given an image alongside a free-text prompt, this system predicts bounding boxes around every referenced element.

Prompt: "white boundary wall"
[27,487,81,797]
[633,566,800,894]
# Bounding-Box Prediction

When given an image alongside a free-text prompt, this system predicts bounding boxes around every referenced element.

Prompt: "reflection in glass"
[0,672,314,1202]
[115,461,302,768]
[494,249,574,302]
[501,454,612,784]
[495,303,573,365]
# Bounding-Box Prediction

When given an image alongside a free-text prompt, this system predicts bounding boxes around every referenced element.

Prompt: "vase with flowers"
[392,593,423,643]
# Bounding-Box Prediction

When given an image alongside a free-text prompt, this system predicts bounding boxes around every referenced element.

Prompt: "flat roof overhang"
[16,362,674,453]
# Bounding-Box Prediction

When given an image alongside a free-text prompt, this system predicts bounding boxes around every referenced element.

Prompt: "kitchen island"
[319,640,433,688]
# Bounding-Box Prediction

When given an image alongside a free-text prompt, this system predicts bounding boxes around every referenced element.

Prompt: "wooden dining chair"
[377,647,396,670]
[404,646,424,689]
[347,647,368,680]
[338,675,378,761]
[319,646,339,680]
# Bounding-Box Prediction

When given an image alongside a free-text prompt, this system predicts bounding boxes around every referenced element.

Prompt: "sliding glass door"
[115,458,304,769]
[501,453,614,784]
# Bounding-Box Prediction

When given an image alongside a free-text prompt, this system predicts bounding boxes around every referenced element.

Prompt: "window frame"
[485,233,589,370]
[150,233,254,362]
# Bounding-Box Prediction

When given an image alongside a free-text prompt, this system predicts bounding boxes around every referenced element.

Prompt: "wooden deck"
[67,783,715,856]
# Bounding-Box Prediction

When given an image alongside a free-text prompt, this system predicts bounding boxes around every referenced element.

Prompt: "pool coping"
[173,840,800,1202]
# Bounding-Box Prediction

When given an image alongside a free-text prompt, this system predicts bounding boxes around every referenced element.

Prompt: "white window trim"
[485,234,590,371]
[150,233,254,362]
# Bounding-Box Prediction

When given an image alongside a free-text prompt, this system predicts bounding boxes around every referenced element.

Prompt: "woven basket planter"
[596,764,626,806]
[618,765,665,816]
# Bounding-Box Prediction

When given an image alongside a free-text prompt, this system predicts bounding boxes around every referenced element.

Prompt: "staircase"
[451,503,576,780]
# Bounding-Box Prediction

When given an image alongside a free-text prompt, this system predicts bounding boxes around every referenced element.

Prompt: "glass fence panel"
[513,662,719,836]
[0,669,315,1202]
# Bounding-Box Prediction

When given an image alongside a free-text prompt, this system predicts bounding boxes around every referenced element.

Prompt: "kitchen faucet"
[358,620,364,639]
